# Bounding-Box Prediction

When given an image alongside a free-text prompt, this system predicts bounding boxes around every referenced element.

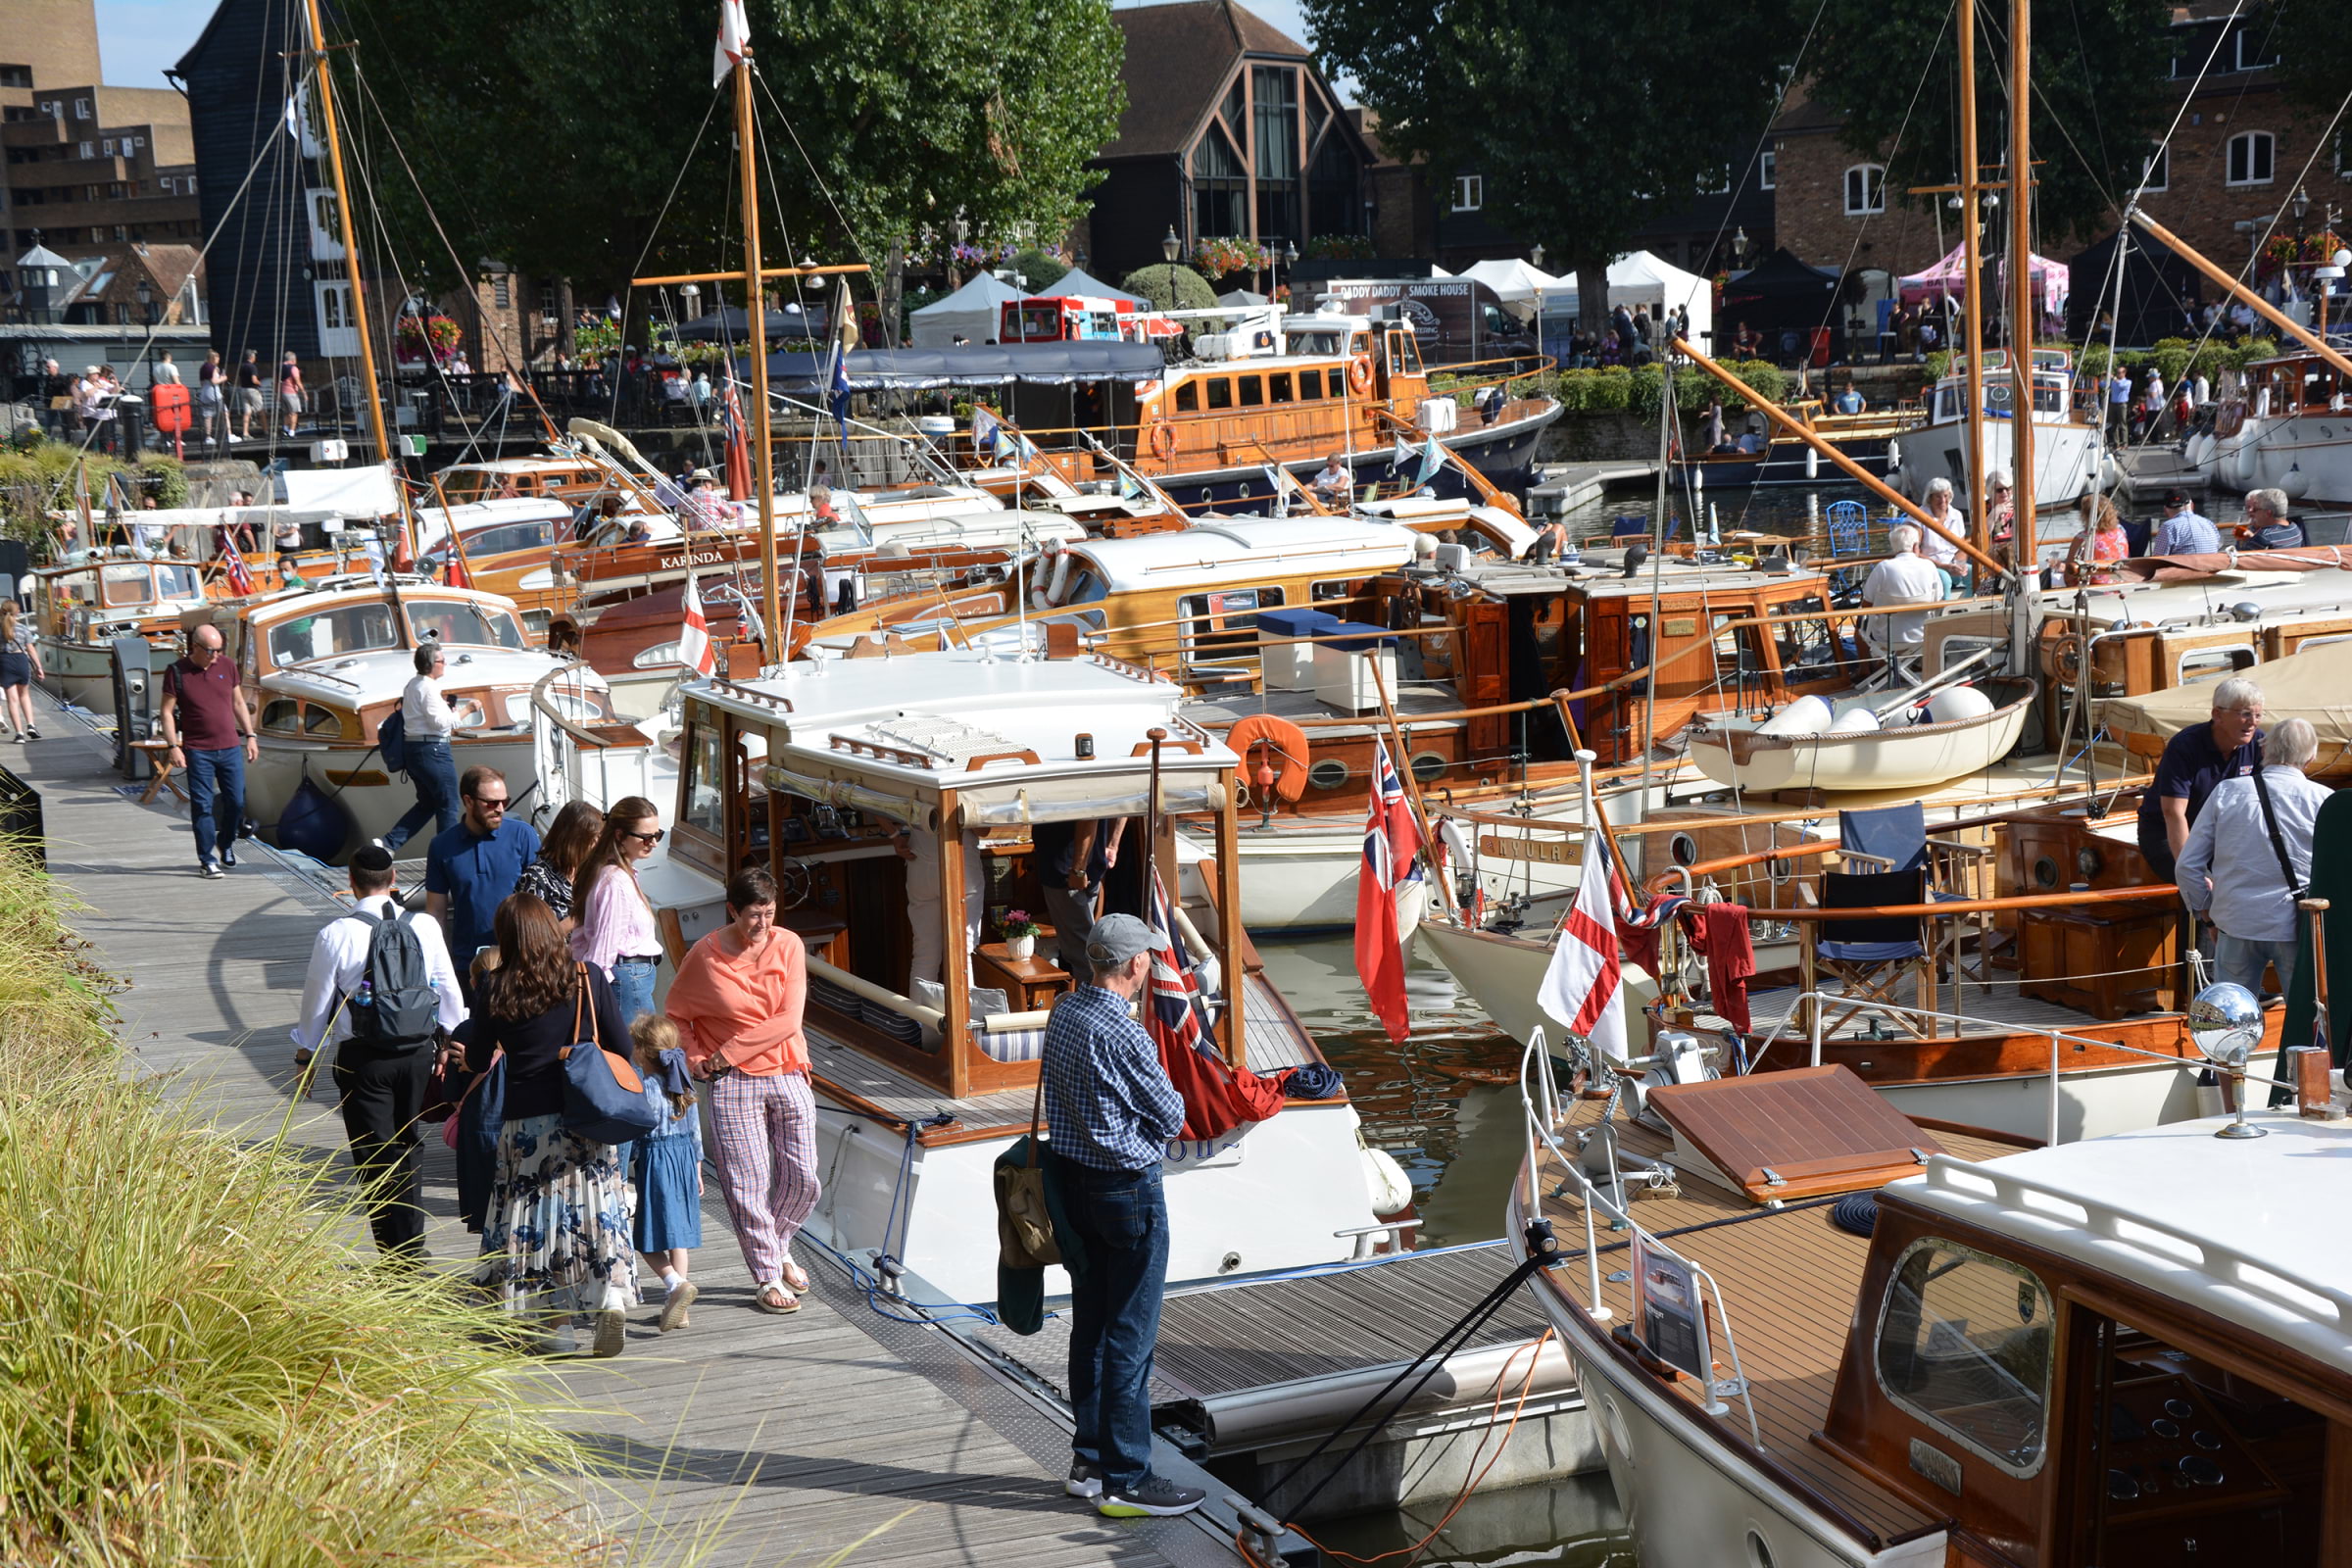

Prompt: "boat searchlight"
[2186,980,2268,1140]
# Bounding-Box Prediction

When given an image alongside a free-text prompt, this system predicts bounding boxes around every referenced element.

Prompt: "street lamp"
[1731,227,1751,269]
[134,276,155,325]
[1162,225,1182,265]
[679,280,701,322]
[1530,243,1544,270]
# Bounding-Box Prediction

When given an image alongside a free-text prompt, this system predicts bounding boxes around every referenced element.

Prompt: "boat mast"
[1956,0,1989,563]
[297,0,412,551]
[731,45,783,660]
[2008,0,2034,531]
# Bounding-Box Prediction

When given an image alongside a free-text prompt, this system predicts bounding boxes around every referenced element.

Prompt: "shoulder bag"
[994,1076,1061,1268]
[558,964,660,1145]
[2250,766,2310,900]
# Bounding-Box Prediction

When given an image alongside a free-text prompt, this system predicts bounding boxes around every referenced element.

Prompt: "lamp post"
[1731,227,1751,270]
[1162,225,1183,265]
[1274,239,1298,308]
[134,277,155,325]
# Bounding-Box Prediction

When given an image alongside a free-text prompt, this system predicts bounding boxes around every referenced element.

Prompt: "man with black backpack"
[292,846,467,1261]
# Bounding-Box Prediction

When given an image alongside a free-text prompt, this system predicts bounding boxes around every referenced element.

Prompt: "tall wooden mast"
[730,49,782,658]
[2008,0,2034,531]
[297,0,411,545]
[1956,0,1989,562]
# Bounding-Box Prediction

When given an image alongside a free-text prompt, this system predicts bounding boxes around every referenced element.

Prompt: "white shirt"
[1918,508,1962,567]
[1862,552,1947,648]
[402,672,457,740]
[1314,464,1351,493]
[291,895,466,1054]
[151,361,181,385]
[2177,767,2333,943]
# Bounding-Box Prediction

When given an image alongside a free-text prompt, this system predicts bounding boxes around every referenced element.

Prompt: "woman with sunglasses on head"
[570,796,665,1024]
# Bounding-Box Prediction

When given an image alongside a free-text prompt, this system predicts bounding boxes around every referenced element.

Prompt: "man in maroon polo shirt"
[158,623,258,878]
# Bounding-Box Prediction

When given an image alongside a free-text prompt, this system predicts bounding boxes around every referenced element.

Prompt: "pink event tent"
[1898,244,2069,321]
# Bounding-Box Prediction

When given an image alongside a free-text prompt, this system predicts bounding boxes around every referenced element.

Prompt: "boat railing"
[1918,1152,2352,1330]
[1796,989,2305,1148]
[528,658,659,820]
[1517,1030,1765,1447]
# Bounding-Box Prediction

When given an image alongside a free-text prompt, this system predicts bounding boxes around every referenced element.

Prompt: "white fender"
[1361,1145,1413,1217]
[2283,462,2312,500]
[1804,445,1820,480]
[1886,438,1903,476]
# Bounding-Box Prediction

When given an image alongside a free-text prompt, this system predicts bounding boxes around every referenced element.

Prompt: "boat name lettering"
[1163,1127,1248,1168]
[1480,834,1579,865]
[657,551,727,570]
[1661,617,1699,638]
[1908,1438,1963,1496]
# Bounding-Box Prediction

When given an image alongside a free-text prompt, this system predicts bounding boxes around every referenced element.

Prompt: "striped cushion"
[859,997,925,1049]
[975,1025,1048,1064]
[808,976,861,1017]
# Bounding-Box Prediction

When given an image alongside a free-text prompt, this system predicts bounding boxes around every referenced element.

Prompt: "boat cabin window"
[1387,327,1423,376]
[1309,579,1354,603]
[1269,371,1295,405]
[1179,586,1284,656]
[1288,329,1345,356]
[1206,378,1234,412]
[681,720,726,842]
[406,599,526,651]
[267,602,399,667]
[304,704,347,737]
[100,564,158,608]
[259,698,303,735]
[1935,386,1961,422]
[1874,1238,2053,1476]
[2178,646,2256,686]
[1296,370,1321,402]
[461,521,555,559]
[1325,368,1347,398]
[1175,382,1199,414]
[1238,375,1264,409]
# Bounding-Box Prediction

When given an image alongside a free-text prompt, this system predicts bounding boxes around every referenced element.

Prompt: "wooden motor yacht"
[2195,342,2352,505]
[1896,348,2110,513]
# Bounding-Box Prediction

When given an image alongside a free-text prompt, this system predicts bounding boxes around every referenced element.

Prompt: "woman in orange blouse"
[665,866,816,1314]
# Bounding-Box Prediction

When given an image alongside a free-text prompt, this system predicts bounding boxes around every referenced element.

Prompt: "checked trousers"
[707,1068,821,1286]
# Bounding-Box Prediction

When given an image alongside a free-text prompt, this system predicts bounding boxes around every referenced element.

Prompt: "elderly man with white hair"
[1860,522,1946,660]
[2136,675,2264,882]
[2177,715,2330,1000]
[2244,487,2303,550]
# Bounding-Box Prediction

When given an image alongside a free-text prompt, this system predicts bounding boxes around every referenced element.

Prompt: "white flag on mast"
[713,0,752,87]
[679,571,716,677]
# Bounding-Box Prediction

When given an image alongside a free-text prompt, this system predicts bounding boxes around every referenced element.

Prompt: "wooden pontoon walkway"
[13,686,1230,1568]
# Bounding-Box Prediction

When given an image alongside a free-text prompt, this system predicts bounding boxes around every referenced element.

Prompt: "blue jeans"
[381,739,459,853]
[182,745,244,867]
[609,956,658,1027]
[1058,1156,1169,1492]
[2214,931,2297,1001]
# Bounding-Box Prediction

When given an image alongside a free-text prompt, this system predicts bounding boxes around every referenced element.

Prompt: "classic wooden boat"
[1687,678,2039,794]
[2102,636,2352,783]
[31,552,227,710]
[181,575,622,858]
[1895,348,2109,512]
[1507,1042,2349,1568]
[2194,346,2352,504]
[529,646,1399,1304]
[1672,398,1923,489]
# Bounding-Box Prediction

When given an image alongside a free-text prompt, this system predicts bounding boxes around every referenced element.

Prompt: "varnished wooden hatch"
[1646,1065,1946,1202]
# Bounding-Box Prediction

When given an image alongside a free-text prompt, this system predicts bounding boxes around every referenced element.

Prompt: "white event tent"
[1542,250,1715,348]
[909,272,1022,347]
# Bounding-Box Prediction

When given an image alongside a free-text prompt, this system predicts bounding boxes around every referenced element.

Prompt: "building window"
[1843,164,1886,216]
[2232,24,2277,72]
[1758,149,1777,190]
[1190,121,1249,242]
[186,173,196,193]
[101,138,115,155]
[1452,174,1483,212]
[492,274,512,309]
[1251,65,1299,243]
[73,98,90,120]
[2141,148,2169,192]
[537,279,561,320]
[0,66,30,88]
[77,141,93,159]
[2227,130,2275,187]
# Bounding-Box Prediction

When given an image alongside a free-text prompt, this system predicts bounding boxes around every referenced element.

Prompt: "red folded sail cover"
[1157,1038,1287,1141]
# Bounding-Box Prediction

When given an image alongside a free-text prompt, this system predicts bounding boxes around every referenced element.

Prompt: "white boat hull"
[803,1096,1382,1307]
[1899,417,2104,511]
[33,637,123,712]
[1689,688,2034,794]
[2213,413,2352,505]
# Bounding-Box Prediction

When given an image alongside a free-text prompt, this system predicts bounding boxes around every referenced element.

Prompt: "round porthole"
[1746,1529,1776,1568]
[1596,1393,1633,1460]
[1410,751,1447,785]
[1669,831,1700,867]
[2032,855,2061,890]
[1307,758,1351,791]
[2076,845,2104,883]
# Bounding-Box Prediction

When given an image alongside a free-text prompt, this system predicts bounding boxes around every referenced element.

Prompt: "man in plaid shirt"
[1040,913,1202,1519]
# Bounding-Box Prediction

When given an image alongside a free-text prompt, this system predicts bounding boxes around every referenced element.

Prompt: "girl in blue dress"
[630,1015,705,1331]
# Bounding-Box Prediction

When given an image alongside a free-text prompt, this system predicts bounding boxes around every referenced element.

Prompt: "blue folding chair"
[1805,867,1936,1039]
[1838,803,1927,873]
[1825,500,1870,558]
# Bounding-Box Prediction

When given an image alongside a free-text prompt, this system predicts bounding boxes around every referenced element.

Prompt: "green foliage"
[1804,0,2173,246]
[0,840,607,1567]
[1306,0,1794,332]
[1013,248,1068,291]
[343,0,1124,297]
[2229,337,2282,373]
[1925,349,1954,382]
[0,442,184,556]
[1121,264,1217,313]
[2150,335,2194,387]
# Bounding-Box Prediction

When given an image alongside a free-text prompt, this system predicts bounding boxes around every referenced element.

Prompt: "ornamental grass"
[0,835,610,1566]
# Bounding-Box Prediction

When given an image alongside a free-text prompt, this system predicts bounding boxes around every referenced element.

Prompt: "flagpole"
[730,36,782,662]
[1367,660,1455,918]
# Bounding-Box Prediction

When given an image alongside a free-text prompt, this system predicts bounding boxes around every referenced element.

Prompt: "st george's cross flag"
[713,0,752,87]
[678,571,716,677]
[1353,739,1422,1044]
[1537,830,1628,1060]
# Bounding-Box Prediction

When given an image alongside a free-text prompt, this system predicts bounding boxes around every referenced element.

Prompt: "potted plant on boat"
[1001,907,1040,961]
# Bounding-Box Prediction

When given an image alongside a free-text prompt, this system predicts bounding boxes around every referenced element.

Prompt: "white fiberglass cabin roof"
[695,649,1236,791]
[1900,1113,2352,1378]
[2058,564,2352,628]
[1071,516,1419,594]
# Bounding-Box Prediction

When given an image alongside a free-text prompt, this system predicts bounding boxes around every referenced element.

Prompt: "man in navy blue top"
[2135,677,2263,883]
[424,764,540,997]
[1034,815,1124,984]
[1040,913,1201,1520]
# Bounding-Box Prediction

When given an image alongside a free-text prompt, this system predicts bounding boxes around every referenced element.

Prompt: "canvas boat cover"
[2100,639,2352,755]
[2113,546,2352,580]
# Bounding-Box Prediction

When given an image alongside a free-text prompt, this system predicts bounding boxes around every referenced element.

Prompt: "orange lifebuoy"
[1348,355,1374,396]
[1150,418,1177,461]
[1226,713,1310,804]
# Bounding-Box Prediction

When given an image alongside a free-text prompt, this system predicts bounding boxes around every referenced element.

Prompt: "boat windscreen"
[268,602,400,666]
[406,598,527,650]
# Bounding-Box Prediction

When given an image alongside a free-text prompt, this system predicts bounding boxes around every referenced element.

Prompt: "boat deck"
[1187,674,1472,736]
[1531,1099,2023,1547]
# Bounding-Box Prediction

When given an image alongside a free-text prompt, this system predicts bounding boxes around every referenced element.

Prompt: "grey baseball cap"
[1085,913,1158,968]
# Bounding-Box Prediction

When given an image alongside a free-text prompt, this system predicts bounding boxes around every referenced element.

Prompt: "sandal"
[753,1282,800,1314]
[778,1259,810,1294]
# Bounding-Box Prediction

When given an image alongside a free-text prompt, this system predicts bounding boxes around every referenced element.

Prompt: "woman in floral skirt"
[460,892,637,1356]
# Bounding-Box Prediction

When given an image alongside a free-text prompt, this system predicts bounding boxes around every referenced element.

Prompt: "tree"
[1803,0,2173,251]
[1121,265,1216,313]
[338,0,1121,306]
[1305,0,1797,338]
[1013,249,1070,291]
[2268,0,2352,154]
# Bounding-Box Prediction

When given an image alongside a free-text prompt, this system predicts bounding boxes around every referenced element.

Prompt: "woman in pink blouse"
[570,795,663,1023]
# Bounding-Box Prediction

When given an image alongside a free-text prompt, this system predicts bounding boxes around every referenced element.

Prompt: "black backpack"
[375,708,408,774]
[343,906,438,1050]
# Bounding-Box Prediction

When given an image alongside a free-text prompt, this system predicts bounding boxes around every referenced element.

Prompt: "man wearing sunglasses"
[424,764,540,1003]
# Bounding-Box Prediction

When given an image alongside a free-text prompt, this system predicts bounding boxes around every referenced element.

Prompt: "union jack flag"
[220,532,255,596]
[1144,867,1210,1059]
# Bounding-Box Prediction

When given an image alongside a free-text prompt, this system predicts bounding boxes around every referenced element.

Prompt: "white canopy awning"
[909,272,1022,348]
